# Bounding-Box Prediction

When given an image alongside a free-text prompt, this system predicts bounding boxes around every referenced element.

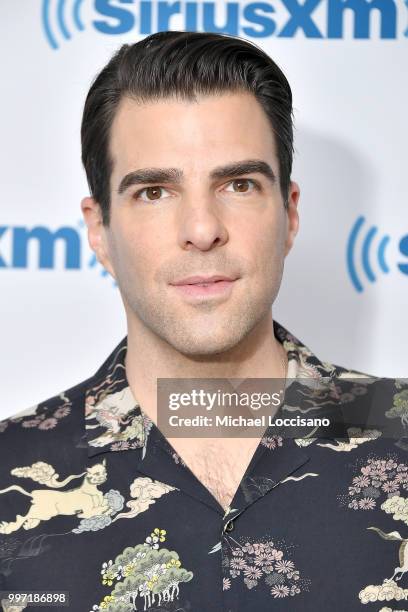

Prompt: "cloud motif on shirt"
[381,495,408,526]
[359,579,408,604]
[112,476,178,522]
[73,490,125,533]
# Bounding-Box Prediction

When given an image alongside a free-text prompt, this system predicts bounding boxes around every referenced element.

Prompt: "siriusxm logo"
[42,0,407,50]
[0,221,115,285]
[0,225,80,269]
[346,216,408,292]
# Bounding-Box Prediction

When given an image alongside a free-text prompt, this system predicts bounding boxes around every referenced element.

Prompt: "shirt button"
[224,520,234,532]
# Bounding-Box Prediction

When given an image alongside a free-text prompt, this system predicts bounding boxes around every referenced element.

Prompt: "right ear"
[283,181,300,258]
[80,196,116,280]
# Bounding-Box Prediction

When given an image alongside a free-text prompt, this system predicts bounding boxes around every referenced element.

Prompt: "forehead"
[109,91,279,181]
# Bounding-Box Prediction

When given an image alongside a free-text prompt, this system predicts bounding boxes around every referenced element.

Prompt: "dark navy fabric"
[0,320,406,612]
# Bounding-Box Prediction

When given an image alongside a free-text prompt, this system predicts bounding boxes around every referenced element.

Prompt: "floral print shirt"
[0,319,407,612]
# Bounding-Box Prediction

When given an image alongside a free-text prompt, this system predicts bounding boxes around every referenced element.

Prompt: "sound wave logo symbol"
[42,0,85,50]
[346,216,391,292]
[405,0,408,36]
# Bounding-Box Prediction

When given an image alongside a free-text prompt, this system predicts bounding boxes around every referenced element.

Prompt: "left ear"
[284,180,300,257]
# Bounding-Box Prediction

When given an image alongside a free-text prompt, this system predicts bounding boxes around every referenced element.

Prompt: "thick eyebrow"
[116,159,277,195]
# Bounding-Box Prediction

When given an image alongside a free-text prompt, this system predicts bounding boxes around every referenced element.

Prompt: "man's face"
[82,91,299,356]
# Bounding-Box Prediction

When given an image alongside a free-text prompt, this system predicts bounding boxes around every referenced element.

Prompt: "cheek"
[266,220,286,259]
[241,221,283,274]
[110,226,147,273]
[111,228,167,292]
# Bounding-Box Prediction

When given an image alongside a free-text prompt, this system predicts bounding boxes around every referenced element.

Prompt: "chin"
[171,332,243,357]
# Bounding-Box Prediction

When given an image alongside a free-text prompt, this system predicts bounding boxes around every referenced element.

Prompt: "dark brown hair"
[81,31,294,225]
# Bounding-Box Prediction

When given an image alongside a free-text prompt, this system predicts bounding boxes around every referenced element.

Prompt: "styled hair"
[81,31,294,226]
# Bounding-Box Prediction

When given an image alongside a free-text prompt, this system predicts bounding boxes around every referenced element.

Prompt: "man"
[0,30,404,611]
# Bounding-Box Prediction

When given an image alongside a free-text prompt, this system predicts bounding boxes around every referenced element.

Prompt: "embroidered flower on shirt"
[223,577,231,590]
[222,536,310,598]
[338,454,408,512]
[261,435,283,450]
[0,392,73,433]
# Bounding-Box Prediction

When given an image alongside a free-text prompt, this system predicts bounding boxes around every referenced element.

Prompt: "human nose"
[176,195,229,252]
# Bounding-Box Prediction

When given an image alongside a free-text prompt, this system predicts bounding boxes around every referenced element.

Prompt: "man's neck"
[124,313,286,424]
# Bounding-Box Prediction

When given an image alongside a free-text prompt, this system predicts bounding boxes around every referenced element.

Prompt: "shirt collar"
[85,319,350,459]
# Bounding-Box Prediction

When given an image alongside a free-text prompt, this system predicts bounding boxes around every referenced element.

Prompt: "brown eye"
[225,178,259,194]
[233,179,251,192]
[133,186,171,202]
[144,187,162,200]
